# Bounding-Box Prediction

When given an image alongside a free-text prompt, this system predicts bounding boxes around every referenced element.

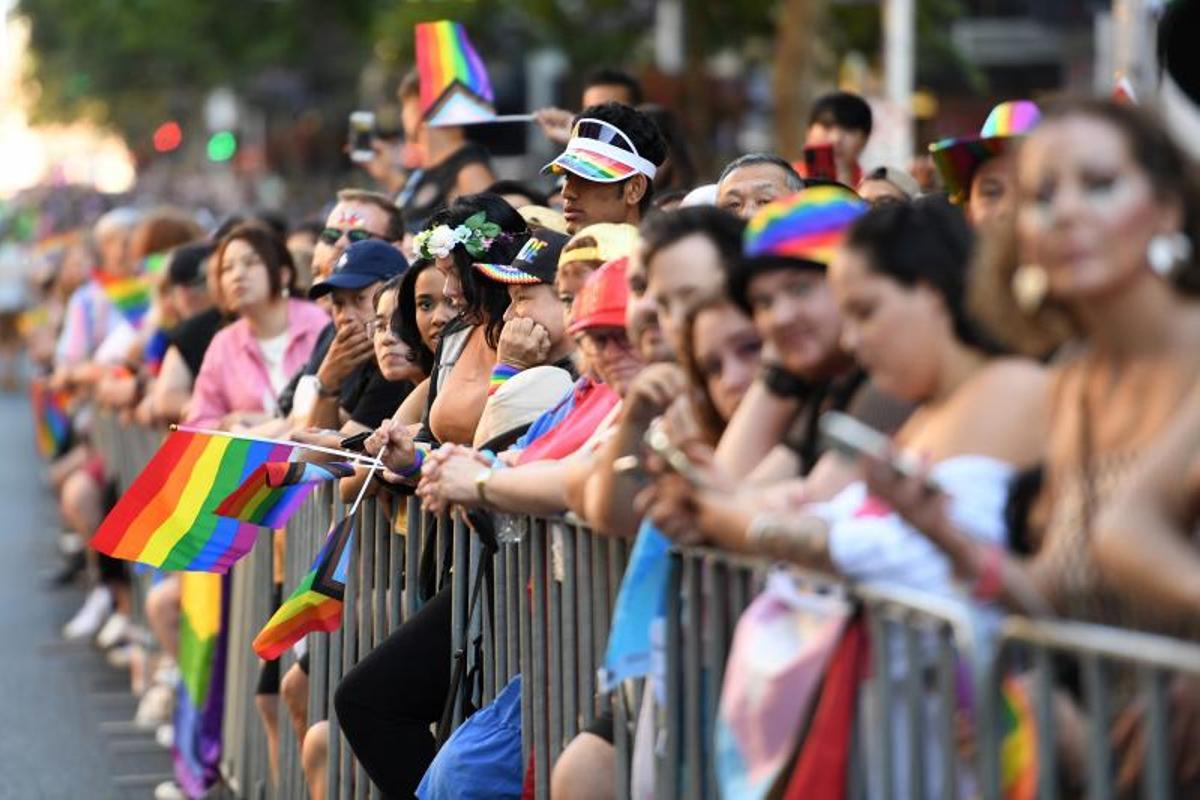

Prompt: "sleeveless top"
[397,143,493,234]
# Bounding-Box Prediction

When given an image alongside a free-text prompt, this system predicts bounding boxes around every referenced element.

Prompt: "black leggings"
[334,585,451,799]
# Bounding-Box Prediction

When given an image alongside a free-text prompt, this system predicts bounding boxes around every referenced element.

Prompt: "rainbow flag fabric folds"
[415,21,495,125]
[30,377,71,459]
[90,430,293,572]
[1001,677,1038,800]
[94,271,152,328]
[174,571,229,798]
[253,516,354,660]
[216,460,355,529]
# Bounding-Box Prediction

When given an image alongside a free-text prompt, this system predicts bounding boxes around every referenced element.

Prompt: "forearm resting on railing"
[584,408,654,538]
[715,381,800,479]
[477,457,578,517]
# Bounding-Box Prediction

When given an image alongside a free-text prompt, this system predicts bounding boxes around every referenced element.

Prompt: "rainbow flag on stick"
[253,516,354,660]
[174,571,229,798]
[90,429,294,572]
[30,377,72,459]
[217,460,355,528]
[94,271,152,328]
[416,20,500,127]
[1000,677,1038,800]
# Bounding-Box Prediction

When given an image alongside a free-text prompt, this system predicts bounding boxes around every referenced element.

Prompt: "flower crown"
[413,211,506,260]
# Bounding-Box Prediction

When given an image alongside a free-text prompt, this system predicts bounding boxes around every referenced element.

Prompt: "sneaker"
[105,643,134,669]
[58,532,85,556]
[152,658,180,687]
[62,587,112,640]
[95,611,131,650]
[135,684,175,729]
[153,781,186,800]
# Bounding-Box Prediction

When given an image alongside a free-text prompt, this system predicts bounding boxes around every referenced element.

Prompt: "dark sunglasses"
[319,227,382,246]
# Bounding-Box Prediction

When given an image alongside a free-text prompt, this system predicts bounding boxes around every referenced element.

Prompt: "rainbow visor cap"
[929,100,1041,204]
[542,118,659,183]
[743,184,869,268]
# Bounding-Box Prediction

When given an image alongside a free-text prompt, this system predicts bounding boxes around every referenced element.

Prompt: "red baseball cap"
[567,256,629,335]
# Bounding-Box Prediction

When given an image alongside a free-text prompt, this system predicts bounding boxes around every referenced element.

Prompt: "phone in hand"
[819,411,938,489]
[803,143,837,181]
[347,111,376,164]
[340,430,372,453]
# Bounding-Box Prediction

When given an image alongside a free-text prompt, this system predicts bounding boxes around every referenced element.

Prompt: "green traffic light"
[207,131,237,162]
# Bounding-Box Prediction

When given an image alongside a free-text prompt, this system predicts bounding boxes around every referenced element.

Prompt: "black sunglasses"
[319,227,382,246]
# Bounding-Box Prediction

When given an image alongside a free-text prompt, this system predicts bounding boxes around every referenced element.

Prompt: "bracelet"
[474,466,495,504]
[971,542,1006,602]
[488,363,521,396]
[760,364,812,399]
[396,447,426,480]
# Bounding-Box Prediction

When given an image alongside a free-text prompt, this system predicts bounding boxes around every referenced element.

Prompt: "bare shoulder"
[974,357,1049,394]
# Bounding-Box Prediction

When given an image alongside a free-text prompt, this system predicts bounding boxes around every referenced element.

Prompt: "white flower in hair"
[427,226,458,258]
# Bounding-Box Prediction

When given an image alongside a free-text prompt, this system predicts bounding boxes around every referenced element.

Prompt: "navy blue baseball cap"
[308,239,408,299]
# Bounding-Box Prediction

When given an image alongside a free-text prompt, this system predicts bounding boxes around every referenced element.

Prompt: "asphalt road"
[0,391,172,799]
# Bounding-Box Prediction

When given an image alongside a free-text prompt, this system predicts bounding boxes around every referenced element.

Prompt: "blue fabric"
[513,379,583,450]
[599,521,672,692]
[417,675,524,800]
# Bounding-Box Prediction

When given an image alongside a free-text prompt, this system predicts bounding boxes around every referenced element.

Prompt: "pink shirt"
[186,299,329,428]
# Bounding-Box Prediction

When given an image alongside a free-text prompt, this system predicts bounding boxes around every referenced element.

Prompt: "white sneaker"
[152,658,180,687]
[105,643,134,669]
[62,587,112,640]
[58,532,85,555]
[95,611,131,649]
[153,780,186,800]
[155,723,174,749]
[135,683,176,729]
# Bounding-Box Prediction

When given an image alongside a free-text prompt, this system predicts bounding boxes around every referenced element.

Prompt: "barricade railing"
[87,421,1200,800]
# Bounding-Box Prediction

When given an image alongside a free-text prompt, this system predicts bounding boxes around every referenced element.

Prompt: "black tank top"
[398,143,492,233]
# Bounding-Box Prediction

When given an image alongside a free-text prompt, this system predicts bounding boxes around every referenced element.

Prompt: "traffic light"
[206,131,238,162]
[152,121,183,153]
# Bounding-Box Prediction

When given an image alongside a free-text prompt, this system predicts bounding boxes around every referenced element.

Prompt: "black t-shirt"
[342,360,413,429]
[165,308,225,377]
[396,143,492,234]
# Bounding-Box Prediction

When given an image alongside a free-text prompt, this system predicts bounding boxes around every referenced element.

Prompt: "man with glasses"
[543,102,667,234]
[276,190,403,420]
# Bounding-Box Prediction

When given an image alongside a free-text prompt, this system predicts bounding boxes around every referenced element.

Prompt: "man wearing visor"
[543,102,667,234]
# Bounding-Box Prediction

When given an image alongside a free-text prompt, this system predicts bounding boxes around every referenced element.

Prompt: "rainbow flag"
[173,571,229,798]
[1000,677,1038,800]
[144,328,170,377]
[90,430,293,572]
[252,516,354,660]
[30,377,71,459]
[94,271,152,328]
[216,460,355,529]
[415,21,494,123]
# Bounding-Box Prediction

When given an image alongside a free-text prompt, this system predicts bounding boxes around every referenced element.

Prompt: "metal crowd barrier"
[86,421,1200,800]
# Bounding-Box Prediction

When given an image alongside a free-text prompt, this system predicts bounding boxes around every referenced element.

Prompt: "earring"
[1011,263,1048,315]
[281,286,291,299]
[1147,232,1192,279]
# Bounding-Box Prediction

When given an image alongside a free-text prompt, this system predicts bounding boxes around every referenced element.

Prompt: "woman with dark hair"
[186,225,329,430]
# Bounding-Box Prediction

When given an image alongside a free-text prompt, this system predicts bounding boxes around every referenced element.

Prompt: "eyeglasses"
[319,227,383,246]
[577,328,632,354]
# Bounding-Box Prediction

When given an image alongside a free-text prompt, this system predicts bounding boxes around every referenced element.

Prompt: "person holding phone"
[801,90,873,187]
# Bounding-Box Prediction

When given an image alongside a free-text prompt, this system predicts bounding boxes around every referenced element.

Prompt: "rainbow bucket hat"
[742,184,868,267]
[929,100,1041,204]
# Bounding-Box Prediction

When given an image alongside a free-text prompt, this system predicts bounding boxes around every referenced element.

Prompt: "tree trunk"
[772,0,824,161]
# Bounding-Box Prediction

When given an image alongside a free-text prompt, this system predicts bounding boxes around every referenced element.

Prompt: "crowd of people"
[19,61,1200,799]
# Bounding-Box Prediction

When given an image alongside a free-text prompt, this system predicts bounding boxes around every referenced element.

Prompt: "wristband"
[971,543,1005,602]
[488,363,521,396]
[395,447,426,480]
[761,364,812,399]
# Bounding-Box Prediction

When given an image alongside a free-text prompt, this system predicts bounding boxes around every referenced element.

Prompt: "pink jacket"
[185,299,330,428]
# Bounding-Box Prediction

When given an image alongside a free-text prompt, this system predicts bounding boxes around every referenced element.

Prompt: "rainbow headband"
[743,186,868,267]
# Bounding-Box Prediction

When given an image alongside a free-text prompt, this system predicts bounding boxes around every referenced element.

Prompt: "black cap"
[166,242,216,288]
[471,229,568,285]
[308,239,408,299]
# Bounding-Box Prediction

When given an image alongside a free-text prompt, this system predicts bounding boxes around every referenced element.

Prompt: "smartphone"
[340,430,371,453]
[347,111,376,164]
[643,424,711,489]
[803,143,837,181]
[819,411,936,488]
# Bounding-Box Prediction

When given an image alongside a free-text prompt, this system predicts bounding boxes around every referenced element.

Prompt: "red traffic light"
[153,121,183,153]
